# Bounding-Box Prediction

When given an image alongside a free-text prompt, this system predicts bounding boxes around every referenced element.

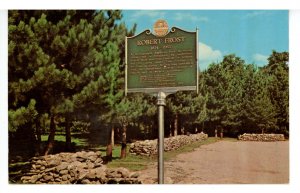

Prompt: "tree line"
[8,10,289,160]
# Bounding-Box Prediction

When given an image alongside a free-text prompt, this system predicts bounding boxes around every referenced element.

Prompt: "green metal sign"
[125,26,198,94]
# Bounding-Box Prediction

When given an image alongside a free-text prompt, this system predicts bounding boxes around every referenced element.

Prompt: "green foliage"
[8,99,38,132]
[8,10,135,157]
[202,52,288,136]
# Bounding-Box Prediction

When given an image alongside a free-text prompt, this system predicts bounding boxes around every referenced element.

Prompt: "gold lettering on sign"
[136,36,185,46]
[128,48,195,87]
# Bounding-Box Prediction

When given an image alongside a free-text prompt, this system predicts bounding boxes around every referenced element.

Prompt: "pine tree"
[242,68,276,133]
[204,55,248,136]
[265,51,289,135]
[8,10,135,156]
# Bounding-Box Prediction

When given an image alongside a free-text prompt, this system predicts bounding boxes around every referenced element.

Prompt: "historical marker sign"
[125,21,198,94]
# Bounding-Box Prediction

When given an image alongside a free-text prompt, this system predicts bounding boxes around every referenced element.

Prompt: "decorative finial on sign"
[153,19,169,37]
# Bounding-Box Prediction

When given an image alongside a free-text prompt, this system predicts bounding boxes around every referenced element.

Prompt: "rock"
[95,167,107,179]
[53,173,60,178]
[238,133,285,141]
[69,177,76,183]
[36,160,43,165]
[107,179,118,184]
[88,156,97,162]
[43,175,53,181]
[95,158,102,163]
[55,178,62,182]
[81,179,91,184]
[59,169,69,175]
[68,161,84,170]
[21,150,143,184]
[87,162,94,169]
[32,164,37,170]
[86,151,96,157]
[44,167,56,173]
[106,169,122,178]
[47,159,61,167]
[56,162,69,171]
[78,170,88,180]
[129,133,208,156]
[130,172,139,178]
[20,176,32,182]
[62,174,69,181]
[85,170,96,179]
[117,167,130,178]
[30,175,40,183]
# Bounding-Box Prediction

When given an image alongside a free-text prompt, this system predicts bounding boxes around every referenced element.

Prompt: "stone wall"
[238,133,285,141]
[21,151,141,184]
[129,132,208,156]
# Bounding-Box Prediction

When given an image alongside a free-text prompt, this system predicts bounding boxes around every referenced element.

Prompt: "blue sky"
[122,10,288,70]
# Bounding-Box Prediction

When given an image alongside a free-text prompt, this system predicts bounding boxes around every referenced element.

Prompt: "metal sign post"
[157,91,166,184]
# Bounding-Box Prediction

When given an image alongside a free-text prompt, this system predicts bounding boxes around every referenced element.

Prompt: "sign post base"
[157,91,166,184]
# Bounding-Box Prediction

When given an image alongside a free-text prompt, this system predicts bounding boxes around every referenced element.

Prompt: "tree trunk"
[174,113,178,136]
[111,126,115,148]
[220,128,223,139]
[35,118,41,156]
[169,123,173,137]
[181,126,185,135]
[120,124,127,159]
[45,114,56,155]
[65,116,72,151]
[106,126,113,161]
[215,128,218,138]
[261,127,264,134]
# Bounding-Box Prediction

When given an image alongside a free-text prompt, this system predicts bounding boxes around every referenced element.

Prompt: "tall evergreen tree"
[8,10,135,156]
[265,51,289,135]
[242,67,277,133]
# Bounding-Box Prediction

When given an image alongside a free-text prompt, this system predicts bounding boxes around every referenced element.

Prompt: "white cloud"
[243,11,272,19]
[174,13,209,23]
[129,10,166,21]
[199,42,223,70]
[253,53,268,66]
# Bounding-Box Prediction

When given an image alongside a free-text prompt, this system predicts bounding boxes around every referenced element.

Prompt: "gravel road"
[138,140,289,184]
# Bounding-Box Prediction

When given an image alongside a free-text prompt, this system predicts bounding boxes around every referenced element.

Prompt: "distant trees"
[201,51,288,137]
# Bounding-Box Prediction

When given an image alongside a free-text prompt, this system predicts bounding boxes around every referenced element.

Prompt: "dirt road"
[138,140,289,184]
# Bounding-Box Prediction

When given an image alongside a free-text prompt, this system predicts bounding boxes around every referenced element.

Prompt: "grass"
[107,153,156,171]
[222,137,238,142]
[41,134,88,147]
[164,137,220,161]
[107,137,220,171]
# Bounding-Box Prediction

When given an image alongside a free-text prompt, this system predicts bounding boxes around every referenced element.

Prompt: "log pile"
[21,151,141,184]
[129,132,208,156]
[238,133,285,141]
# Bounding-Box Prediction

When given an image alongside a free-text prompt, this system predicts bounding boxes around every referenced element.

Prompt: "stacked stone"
[238,133,285,141]
[21,151,141,184]
[129,132,208,156]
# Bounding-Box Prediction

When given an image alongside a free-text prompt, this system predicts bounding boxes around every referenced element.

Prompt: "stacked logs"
[238,133,285,141]
[20,151,141,184]
[129,132,208,156]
